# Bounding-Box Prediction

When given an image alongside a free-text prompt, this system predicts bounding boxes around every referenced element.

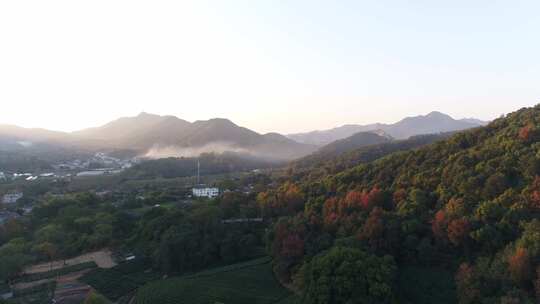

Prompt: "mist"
[143,142,254,159]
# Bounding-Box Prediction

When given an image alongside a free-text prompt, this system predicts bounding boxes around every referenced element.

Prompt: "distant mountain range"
[288,111,488,146]
[0,111,487,162]
[0,113,316,161]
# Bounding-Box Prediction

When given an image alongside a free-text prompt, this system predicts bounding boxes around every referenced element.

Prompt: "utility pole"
[197,159,200,185]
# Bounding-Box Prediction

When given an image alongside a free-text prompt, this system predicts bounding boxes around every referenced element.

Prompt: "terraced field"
[133,257,297,304]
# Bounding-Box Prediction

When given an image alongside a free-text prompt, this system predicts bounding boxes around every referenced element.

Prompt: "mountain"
[0,113,316,161]
[261,105,540,303]
[72,112,178,141]
[306,131,392,162]
[0,124,70,145]
[287,111,486,145]
[459,118,489,125]
[77,114,315,160]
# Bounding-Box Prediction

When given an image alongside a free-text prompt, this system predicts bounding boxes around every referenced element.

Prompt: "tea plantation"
[133,257,296,304]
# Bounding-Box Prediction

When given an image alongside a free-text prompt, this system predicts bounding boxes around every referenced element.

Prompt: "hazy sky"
[1,1,539,134]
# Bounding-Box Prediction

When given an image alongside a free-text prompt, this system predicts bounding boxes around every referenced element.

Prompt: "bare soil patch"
[23,249,116,274]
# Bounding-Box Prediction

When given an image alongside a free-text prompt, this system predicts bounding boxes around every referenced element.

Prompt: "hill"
[315,131,392,156]
[290,133,453,181]
[288,111,484,145]
[260,105,540,303]
[290,131,393,174]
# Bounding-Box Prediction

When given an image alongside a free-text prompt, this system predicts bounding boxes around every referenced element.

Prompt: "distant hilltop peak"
[136,111,161,118]
[426,111,451,118]
[194,118,239,128]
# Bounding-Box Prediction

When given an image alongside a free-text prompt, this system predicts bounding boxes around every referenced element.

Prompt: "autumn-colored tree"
[455,263,480,304]
[282,183,305,213]
[323,197,340,230]
[508,247,532,285]
[343,190,364,212]
[432,210,448,241]
[447,218,471,247]
[281,234,305,259]
[358,208,386,252]
[271,216,308,282]
[529,176,540,209]
[518,125,536,143]
[364,187,385,210]
[393,189,407,206]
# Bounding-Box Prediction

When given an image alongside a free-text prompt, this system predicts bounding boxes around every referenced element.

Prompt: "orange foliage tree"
[447,218,471,247]
[508,247,532,285]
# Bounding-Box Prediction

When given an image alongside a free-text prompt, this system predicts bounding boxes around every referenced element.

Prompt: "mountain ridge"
[0,113,316,161]
[287,111,487,145]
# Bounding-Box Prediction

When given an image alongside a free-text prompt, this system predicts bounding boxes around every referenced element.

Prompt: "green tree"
[300,247,396,304]
[84,291,110,304]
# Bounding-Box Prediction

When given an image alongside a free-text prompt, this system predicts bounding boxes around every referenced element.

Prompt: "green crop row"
[133,257,293,304]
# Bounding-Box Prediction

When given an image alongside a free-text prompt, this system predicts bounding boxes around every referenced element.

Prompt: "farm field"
[133,257,295,304]
[80,258,160,301]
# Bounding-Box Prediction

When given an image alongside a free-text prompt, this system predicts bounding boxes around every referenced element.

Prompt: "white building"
[0,172,6,181]
[2,192,23,204]
[192,187,220,198]
[77,170,106,177]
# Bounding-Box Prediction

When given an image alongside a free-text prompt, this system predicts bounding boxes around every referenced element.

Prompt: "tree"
[432,210,448,241]
[455,263,480,304]
[447,218,470,247]
[508,247,532,286]
[84,292,110,304]
[300,247,396,304]
[528,176,540,209]
[0,239,33,281]
[518,125,538,143]
[33,242,58,271]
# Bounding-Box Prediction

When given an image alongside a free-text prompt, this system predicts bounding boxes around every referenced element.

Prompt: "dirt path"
[12,269,93,290]
[23,249,116,274]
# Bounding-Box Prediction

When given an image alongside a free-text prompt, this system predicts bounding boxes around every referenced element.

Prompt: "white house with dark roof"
[2,192,23,204]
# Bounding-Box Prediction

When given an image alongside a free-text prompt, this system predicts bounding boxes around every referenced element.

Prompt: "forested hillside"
[289,133,452,182]
[125,153,279,179]
[259,105,540,303]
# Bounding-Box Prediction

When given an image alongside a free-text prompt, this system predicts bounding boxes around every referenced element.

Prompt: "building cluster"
[192,187,220,198]
[55,153,135,172]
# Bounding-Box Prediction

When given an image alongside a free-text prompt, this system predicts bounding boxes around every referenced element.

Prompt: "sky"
[0,1,539,134]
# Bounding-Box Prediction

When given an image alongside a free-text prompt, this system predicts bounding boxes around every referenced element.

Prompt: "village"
[0,153,138,183]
